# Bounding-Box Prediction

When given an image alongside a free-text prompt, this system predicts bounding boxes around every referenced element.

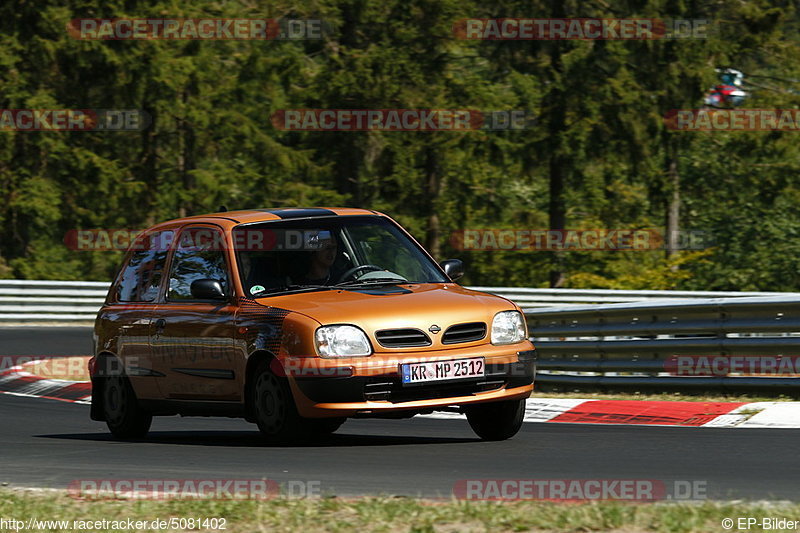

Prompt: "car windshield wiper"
[251,284,331,297]
[334,277,409,287]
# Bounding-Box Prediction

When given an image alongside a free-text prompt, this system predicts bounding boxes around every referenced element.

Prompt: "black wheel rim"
[254,372,287,435]
[104,376,127,426]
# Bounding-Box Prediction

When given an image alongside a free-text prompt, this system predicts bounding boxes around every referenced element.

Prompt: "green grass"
[1,489,799,532]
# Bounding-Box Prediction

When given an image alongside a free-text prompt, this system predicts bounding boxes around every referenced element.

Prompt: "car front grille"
[442,322,487,345]
[375,328,432,348]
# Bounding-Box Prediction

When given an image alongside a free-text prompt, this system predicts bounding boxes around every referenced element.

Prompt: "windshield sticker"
[250,285,266,295]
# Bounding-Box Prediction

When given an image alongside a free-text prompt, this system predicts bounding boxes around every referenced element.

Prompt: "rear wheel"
[465,399,525,441]
[251,361,312,442]
[103,373,152,439]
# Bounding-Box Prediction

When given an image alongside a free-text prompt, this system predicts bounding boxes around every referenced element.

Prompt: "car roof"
[146,207,384,231]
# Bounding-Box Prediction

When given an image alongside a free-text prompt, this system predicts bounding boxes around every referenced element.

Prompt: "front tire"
[465,399,525,441]
[251,361,311,442]
[103,374,152,439]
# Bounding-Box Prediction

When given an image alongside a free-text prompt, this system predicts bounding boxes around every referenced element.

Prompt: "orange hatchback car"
[91,208,535,441]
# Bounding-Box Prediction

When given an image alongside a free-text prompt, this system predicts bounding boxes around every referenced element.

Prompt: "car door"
[106,229,174,400]
[150,224,240,401]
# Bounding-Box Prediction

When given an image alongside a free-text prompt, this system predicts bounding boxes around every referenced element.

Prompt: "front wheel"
[251,361,312,442]
[103,374,152,439]
[465,399,525,441]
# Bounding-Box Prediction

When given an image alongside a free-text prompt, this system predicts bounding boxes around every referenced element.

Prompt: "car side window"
[116,230,174,302]
[167,227,230,301]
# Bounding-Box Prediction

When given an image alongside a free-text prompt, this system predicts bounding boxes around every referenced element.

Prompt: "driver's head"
[309,230,337,268]
[314,240,337,267]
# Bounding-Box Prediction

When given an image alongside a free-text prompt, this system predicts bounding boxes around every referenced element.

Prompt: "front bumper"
[289,348,536,417]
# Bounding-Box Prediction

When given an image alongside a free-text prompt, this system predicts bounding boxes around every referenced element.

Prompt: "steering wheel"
[335,264,384,284]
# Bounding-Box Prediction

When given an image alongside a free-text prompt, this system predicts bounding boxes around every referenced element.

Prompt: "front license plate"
[401,357,485,385]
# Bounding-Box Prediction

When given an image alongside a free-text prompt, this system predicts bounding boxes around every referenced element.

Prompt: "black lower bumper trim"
[294,353,535,404]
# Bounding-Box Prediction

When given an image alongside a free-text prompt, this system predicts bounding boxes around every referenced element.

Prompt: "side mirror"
[439,259,464,281]
[190,279,227,300]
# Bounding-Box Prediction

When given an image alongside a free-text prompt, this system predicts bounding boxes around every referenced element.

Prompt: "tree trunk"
[140,104,158,226]
[547,16,567,288]
[549,152,566,287]
[665,139,680,262]
[424,146,442,259]
[178,85,196,218]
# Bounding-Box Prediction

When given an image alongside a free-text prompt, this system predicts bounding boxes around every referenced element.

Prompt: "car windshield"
[233,215,448,296]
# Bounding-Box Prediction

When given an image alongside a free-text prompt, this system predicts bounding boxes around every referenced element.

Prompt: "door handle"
[154,318,166,334]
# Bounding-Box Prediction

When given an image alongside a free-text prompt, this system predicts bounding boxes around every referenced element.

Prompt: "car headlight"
[315,325,372,357]
[491,311,527,345]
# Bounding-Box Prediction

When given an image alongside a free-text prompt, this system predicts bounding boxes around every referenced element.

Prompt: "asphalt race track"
[1,327,799,500]
[0,327,93,356]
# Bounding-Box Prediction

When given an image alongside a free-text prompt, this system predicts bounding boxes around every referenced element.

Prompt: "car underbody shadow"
[34,430,480,448]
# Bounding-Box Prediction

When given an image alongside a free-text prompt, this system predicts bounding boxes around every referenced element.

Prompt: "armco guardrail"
[468,286,800,311]
[0,280,110,322]
[529,296,800,390]
[0,279,796,324]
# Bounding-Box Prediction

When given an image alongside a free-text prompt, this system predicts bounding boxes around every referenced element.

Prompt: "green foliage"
[0,0,798,290]
[567,250,715,290]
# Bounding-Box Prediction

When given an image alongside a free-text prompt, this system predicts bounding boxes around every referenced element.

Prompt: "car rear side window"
[167,227,230,301]
[116,230,174,302]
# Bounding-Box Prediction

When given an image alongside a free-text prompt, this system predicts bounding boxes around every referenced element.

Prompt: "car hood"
[257,283,517,351]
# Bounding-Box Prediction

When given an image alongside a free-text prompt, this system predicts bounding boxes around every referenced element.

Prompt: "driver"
[296,232,338,285]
